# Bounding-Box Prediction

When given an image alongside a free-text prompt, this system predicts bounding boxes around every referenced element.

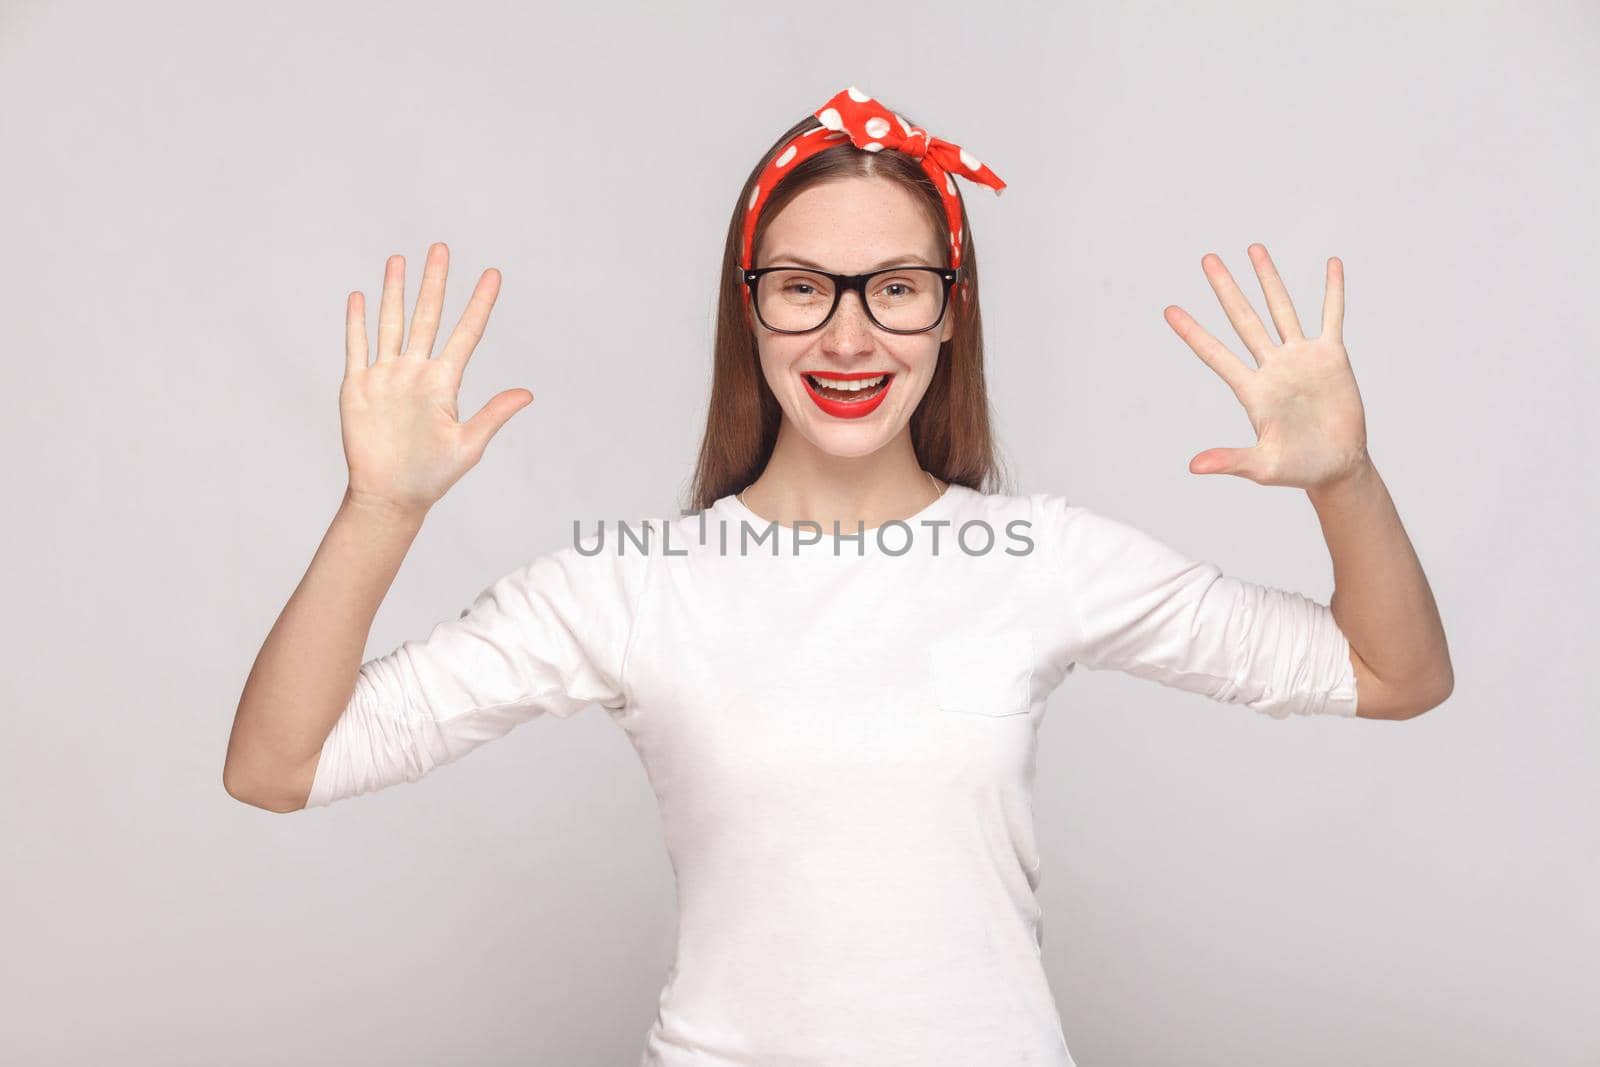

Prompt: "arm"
[297,533,643,810]
[1307,459,1452,720]
[223,244,532,812]
[1035,496,1360,721]
[1161,245,1452,720]
[223,491,425,812]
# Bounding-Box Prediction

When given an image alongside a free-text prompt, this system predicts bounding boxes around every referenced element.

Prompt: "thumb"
[462,388,534,456]
[1188,446,1257,479]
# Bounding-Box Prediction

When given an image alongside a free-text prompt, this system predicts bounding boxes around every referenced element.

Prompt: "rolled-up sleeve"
[1034,494,1358,719]
[304,526,653,808]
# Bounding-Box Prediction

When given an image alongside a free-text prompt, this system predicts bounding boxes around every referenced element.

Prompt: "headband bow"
[739,86,1006,281]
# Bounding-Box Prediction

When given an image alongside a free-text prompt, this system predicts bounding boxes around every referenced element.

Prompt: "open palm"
[341,243,532,516]
[1163,244,1368,491]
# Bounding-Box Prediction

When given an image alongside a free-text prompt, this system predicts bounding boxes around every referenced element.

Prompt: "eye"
[873,277,921,299]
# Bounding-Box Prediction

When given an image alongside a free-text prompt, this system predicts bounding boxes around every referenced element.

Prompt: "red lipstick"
[800,370,894,420]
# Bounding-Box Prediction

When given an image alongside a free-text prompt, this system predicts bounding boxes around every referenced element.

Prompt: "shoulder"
[965,490,1193,579]
[951,486,1107,544]
[518,515,661,613]
[936,485,1060,530]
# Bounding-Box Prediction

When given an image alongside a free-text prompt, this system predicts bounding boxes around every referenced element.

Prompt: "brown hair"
[682,107,1014,514]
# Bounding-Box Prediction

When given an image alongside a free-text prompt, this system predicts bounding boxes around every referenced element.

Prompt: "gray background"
[3,1,1595,1064]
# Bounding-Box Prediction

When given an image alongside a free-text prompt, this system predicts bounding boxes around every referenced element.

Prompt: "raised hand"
[1162,244,1369,492]
[340,243,532,517]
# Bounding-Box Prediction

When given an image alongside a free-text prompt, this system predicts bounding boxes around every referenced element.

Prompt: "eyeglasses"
[742,264,961,335]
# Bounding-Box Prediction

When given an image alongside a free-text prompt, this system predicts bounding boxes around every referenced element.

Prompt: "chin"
[799,423,902,459]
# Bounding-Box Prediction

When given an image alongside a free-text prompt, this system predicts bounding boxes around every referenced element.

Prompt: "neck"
[739,423,944,529]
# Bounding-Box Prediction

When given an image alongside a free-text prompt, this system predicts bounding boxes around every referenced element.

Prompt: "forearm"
[224,487,428,811]
[1306,457,1453,713]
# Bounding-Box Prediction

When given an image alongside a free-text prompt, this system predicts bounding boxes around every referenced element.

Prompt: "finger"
[1189,445,1260,480]
[436,268,503,372]
[1322,256,1344,344]
[403,242,450,360]
[1163,304,1252,395]
[375,254,407,362]
[344,291,368,376]
[461,387,534,457]
[1246,243,1305,343]
[1200,253,1276,366]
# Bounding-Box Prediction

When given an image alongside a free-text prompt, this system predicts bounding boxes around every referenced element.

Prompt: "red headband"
[739,86,1007,287]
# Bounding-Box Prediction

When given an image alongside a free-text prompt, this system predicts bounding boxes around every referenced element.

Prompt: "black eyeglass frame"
[741,264,962,335]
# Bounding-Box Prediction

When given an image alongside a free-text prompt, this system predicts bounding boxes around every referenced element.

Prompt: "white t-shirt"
[305,485,1359,1065]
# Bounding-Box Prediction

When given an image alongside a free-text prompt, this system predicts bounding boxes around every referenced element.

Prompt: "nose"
[820,287,875,357]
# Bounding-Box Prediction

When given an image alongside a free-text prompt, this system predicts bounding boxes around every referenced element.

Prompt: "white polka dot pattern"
[737,85,1008,309]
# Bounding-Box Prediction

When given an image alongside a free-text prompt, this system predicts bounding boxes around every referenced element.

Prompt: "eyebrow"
[766,252,935,271]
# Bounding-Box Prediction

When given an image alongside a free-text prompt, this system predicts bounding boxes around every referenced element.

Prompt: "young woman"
[225,87,1452,1066]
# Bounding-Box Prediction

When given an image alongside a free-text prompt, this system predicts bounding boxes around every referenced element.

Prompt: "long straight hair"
[683,107,1014,515]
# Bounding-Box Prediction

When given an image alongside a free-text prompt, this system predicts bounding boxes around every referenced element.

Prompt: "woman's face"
[750,175,956,459]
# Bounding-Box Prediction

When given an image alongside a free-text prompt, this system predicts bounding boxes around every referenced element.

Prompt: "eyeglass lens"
[755,268,946,333]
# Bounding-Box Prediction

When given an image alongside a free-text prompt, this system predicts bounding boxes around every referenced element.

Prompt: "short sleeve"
[303,524,654,808]
[1032,494,1358,719]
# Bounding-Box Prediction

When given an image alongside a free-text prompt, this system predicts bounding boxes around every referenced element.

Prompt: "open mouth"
[802,372,892,403]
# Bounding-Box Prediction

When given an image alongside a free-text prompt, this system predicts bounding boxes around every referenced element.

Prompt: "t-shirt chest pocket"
[926,628,1034,717]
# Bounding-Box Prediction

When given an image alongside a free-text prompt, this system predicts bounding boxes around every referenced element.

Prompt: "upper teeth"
[809,374,887,391]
